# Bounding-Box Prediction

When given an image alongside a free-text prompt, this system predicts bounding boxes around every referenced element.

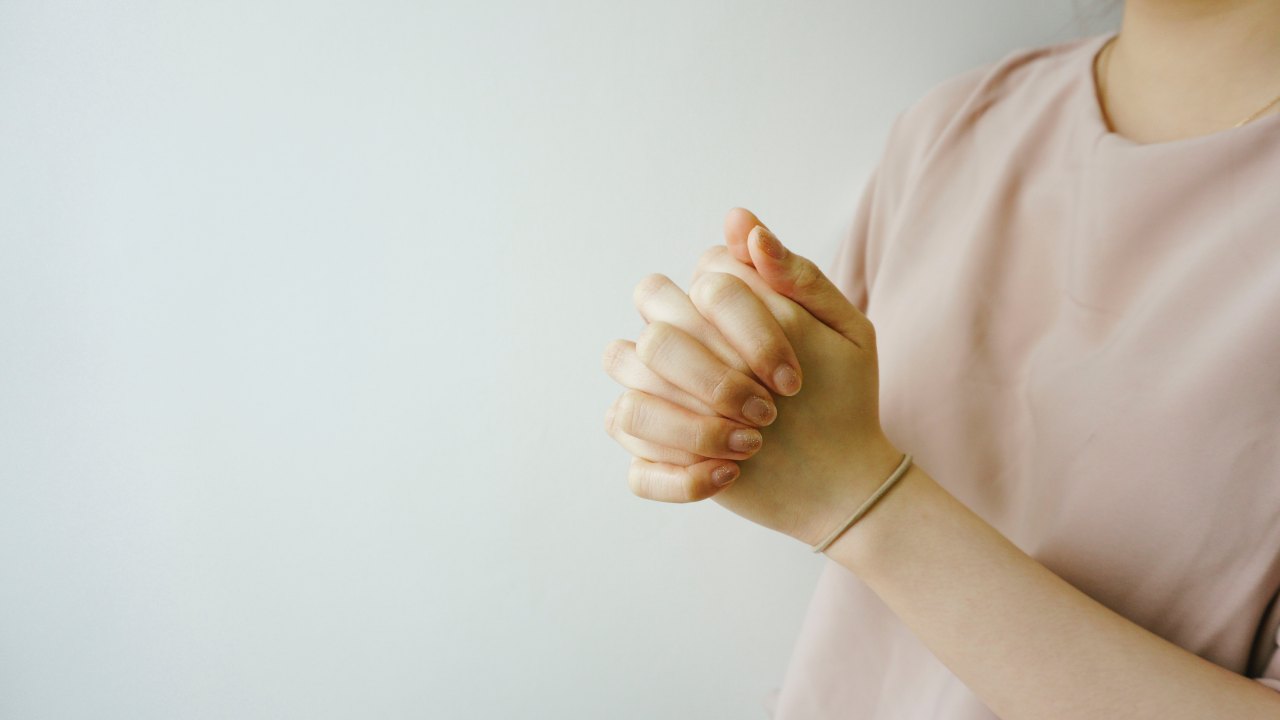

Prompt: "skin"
[1100,0,1280,142]
[601,3,1280,717]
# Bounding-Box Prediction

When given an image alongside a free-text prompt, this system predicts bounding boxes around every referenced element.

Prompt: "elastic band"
[811,453,913,554]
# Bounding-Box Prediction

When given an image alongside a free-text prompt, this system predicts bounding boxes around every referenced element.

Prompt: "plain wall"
[0,2,1119,718]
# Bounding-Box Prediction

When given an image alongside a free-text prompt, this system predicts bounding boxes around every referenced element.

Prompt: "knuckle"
[773,301,805,330]
[626,459,650,498]
[689,417,720,456]
[678,474,700,503]
[747,333,781,366]
[791,259,820,291]
[706,368,740,411]
[632,273,672,311]
[691,271,743,311]
[635,321,676,364]
[616,389,645,433]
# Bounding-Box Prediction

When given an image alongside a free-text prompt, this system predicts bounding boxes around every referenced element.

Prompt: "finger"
[626,456,740,503]
[604,396,707,466]
[633,272,752,376]
[612,388,764,460]
[692,245,801,322]
[722,207,769,266]
[691,244,738,290]
[688,271,803,396]
[635,321,778,428]
[602,338,716,416]
[613,429,707,466]
[746,225,874,348]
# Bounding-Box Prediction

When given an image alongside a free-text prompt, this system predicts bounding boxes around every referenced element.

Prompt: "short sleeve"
[825,108,909,318]
[825,60,996,318]
[828,160,882,316]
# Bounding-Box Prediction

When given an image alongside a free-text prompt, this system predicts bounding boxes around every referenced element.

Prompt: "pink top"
[764,31,1280,718]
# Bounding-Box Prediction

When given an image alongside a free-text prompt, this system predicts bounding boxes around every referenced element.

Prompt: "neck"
[1102,0,1280,142]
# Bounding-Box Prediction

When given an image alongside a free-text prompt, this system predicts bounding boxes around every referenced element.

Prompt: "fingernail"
[711,464,738,487]
[773,364,800,395]
[742,396,776,425]
[728,428,762,453]
[756,226,787,260]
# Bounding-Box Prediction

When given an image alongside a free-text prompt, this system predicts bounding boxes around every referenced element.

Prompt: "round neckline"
[1083,30,1280,150]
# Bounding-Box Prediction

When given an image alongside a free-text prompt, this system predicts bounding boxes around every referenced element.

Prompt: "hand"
[601,210,808,500]
[604,209,903,546]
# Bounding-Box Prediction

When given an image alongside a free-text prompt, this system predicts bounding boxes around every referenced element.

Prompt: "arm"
[603,212,1280,718]
[722,223,1280,719]
[824,458,1280,720]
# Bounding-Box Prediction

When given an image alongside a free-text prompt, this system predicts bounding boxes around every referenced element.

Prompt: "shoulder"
[878,34,1104,188]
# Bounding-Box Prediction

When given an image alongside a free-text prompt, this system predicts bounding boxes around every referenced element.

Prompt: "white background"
[0,2,1118,717]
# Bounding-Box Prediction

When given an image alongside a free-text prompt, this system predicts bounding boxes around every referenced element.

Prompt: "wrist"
[792,437,910,548]
[822,460,941,576]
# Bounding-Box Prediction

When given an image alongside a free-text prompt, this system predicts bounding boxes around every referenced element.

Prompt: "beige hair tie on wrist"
[811,453,913,554]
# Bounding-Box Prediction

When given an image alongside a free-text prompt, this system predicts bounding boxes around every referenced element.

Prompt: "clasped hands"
[601,208,905,548]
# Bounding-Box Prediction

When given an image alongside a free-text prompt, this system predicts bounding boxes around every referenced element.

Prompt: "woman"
[601,3,1280,719]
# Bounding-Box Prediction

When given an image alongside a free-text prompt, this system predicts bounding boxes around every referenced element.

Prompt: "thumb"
[722,207,766,266]
[746,224,873,347]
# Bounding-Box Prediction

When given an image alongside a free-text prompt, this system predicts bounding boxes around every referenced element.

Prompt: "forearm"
[824,462,1280,720]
